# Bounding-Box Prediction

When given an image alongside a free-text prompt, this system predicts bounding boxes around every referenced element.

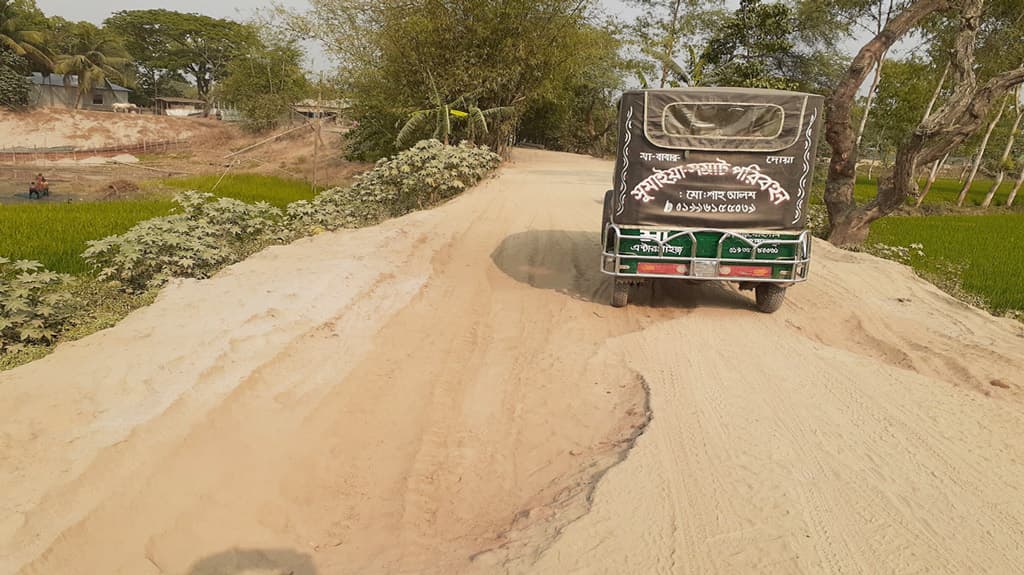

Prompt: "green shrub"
[82,142,500,291]
[0,48,30,109]
[289,139,500,232]
[83,192,291,291]
[0,257,75,352]
[806,204,830,239]
[2,142,502,363]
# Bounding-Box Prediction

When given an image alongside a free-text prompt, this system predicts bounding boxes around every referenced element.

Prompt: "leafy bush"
[1,143,501,363]
[0,258,75,352]
[83,192,290,291]
[806,204,830,239]
[0,48,30,109]
[289,139,500,232]
[84,142,500,291]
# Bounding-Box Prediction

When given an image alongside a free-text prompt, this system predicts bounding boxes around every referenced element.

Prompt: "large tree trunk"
[922,62,950,120]
[856,50,888,149]
[916,153,948,206]
[981,92,1023,208]
[827,0,1024,245]
[1007,167,1024,207]
[956,95,1009,206]
[824,0,953,246]
[913,64,951,207]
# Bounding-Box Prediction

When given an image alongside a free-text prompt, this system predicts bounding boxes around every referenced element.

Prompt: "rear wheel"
[601,190,613,244]
[612,279,630,308]
[755,284,787,313]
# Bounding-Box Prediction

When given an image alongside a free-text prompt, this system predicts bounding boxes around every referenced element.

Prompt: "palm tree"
[54,26,128,108]
[0,0,51,70]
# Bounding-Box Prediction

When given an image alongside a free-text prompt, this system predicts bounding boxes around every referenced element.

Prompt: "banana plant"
[396,73,515,148]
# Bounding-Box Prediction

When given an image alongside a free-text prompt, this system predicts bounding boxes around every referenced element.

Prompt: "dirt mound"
[95,179,141,200]
[1,150,1023,574]
[0,108,234,151]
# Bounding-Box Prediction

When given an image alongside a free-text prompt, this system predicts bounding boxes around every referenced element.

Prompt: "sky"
[35,0,635,30]
[34,0,637,72]
[35,0,290,25]
[36,0,332,69]
[34,0,888,76]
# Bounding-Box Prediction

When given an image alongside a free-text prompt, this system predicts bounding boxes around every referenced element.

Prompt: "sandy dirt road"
[2,150,1024,574]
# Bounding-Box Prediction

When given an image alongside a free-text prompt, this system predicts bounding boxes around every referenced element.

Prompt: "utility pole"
[313,71,323,192]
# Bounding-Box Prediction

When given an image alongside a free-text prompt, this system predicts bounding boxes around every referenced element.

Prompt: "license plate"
[692,261,718,278]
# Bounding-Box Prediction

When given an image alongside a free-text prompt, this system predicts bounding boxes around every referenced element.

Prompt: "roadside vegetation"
[855,175,1020,207]
[869,213,1023,314]
[810,173,1024,318]
[0,199,172,273]
[1,141,499,367]
[163,174,319,208]
[0,174,321,275]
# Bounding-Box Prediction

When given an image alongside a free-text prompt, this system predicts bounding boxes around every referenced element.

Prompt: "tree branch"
[824,0,952,225]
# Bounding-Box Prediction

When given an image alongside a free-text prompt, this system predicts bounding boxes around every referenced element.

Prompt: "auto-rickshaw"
[601,87,824,312]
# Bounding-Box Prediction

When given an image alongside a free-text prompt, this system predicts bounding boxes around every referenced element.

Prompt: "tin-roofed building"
[27,73,131,110]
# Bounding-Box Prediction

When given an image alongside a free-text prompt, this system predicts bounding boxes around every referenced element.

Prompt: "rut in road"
[2,150,1024,575]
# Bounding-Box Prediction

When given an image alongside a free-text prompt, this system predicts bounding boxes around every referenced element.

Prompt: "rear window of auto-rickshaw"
[661,102,784,139]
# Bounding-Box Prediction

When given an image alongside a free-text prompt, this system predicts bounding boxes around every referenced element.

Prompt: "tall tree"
[862,58,939,168]
[53,23,128,108]
[105,10,258,103]
[219,39,310,132]
[981,89,1023,207]
[917,62,951,206]
[822,0,1024,245]
[286,0,610,159]
[625,0,724,87]
[702,0,801,90]
[854,0,897,148]
[955,94,1008,206]
[1007,155,1024,207]
[0,0,50,70]
[517,22,628,155]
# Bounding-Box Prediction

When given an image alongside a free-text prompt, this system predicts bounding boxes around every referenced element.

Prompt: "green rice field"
[0,200,174,274]
[163,174,319,208]
[0,174,320,274]
[869,213,1024,312]
[854,175,1019,206]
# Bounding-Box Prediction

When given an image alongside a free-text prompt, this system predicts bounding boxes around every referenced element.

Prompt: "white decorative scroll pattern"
[793,108,817,225]
[616,106,634,215]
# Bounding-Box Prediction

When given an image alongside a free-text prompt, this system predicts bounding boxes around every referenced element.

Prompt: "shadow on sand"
[490,229,756,311]
[185,548,316,575]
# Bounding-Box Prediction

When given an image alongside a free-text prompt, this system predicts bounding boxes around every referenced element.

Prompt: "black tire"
[601,190,613,244]
[612,279,629,308]
[755,284,787,313]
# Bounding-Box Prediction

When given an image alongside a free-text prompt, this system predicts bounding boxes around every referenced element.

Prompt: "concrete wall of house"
[29,85,75,108]
[30,86,129,109]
